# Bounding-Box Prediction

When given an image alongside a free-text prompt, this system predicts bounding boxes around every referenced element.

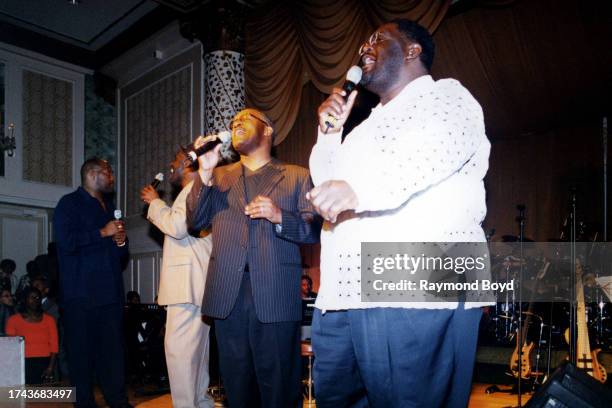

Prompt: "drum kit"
[480,237,612,354]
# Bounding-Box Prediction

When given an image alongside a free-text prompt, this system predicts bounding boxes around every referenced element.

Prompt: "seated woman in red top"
[6,287,58,384]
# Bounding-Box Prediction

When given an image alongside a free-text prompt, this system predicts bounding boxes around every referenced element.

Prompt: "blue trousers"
[311,305,482,408]
[214,271,301,408]
[63,302,128,408]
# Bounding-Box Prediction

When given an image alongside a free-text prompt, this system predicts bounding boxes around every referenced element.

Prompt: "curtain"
[245,0,452,143]
[269,0,611,241]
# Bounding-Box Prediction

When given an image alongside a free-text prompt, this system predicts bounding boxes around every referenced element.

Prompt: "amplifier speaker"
[526,362,612,408]
[0,336,25,386]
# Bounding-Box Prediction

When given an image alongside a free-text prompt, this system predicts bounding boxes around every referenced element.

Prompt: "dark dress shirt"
[53,187,128,308]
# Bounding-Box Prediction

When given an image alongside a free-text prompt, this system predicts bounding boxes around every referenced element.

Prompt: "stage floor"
[129,384,533,408]
[22,383,531,407]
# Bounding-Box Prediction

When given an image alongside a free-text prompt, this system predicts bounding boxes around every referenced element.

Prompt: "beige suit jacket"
[147,182,212,306]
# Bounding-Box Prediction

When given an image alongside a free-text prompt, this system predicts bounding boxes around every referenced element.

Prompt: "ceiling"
[0,0,262,68]
[0,0,185,68]
[0,0,608,143]
[0,0,159,50]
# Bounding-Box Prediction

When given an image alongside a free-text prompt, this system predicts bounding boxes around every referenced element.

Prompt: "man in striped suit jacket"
[186,108,321,408]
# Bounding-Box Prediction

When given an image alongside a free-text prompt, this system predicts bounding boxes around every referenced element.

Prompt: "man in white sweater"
[308,19,490,407]
[141,148,213,408]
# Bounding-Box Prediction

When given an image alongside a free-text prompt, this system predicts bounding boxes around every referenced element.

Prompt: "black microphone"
[324,66,362,133]
[150,173,164,189]
[186,131,231,163]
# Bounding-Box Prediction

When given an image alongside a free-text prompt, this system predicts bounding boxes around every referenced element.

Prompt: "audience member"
[15,261,41,302]
[126,291,141,305]
[0,288,15,335]
[31,277,59,321]
[34,242,59,296]
[0,259,18,294]
[31,276,67,381]
[301,275,317,299]
[6,287,58,384]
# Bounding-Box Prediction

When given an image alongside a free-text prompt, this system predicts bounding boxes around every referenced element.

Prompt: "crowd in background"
[1,253,168,387]
[0,247,64,384]
[1,252,318,391]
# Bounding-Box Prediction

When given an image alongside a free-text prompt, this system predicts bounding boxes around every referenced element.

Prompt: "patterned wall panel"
[22,70,73,186]
[204,50,245,134]
[84,75,117,169]
[125,66,191,216]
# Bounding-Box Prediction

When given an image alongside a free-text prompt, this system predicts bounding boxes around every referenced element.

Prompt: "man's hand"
[306,180,358,223]
[244,195,282,224]
[317,88,358,133]
[194,135,223,184]
[113,229,127,246]
[140,185,159,204]
[100,220,122,238]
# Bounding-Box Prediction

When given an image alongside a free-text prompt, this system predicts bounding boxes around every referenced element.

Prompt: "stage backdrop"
[269,0,611,269]
[244,0,452,144]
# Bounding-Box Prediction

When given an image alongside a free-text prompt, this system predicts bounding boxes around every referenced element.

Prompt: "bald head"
[80,158,114,194]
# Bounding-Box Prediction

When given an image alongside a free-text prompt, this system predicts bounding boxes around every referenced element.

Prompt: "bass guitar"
[564,258,607,383]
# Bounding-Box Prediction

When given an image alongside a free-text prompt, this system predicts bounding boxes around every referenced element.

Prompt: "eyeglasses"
[229,113,270,131]
[358,31,389,56]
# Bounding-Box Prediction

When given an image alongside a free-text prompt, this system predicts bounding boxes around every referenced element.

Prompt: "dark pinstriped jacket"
[186,159,321,323]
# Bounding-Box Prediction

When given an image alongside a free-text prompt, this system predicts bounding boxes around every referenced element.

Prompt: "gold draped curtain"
[244,0,452,144]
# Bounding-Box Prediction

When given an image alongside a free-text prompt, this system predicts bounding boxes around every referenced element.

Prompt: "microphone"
[151,173,164,189]
[114,210,125,247]
[186,131,231,163]
[324,66,362,133]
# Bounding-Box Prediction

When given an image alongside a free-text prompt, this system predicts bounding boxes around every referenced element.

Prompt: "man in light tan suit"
[141,147,213,408]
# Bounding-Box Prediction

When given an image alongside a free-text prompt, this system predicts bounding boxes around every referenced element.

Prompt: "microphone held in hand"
[186,131,232,163]
[150,173,164,189]
[113,210,126,247]
[324,66,362,133]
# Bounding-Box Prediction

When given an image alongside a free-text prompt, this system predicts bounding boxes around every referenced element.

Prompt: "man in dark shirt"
[54,158,131,408]
[186,109,321,407]
[0,259,17,294]
[301,274,317,300]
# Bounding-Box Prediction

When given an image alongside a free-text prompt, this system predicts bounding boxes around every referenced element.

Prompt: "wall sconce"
[0,123,16,157]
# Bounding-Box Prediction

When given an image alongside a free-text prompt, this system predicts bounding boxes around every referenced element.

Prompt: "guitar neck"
[519,303,534,346]
[519,262,550,345]
[575,261,592,359]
